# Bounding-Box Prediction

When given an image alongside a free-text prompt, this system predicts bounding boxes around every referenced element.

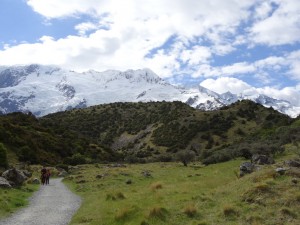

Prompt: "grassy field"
[0,183,39,218]
[0,152,299,224]
[64,154,300,225]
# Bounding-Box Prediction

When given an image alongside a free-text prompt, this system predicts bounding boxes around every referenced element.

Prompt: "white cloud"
[250,0,300,45]
[180,46,211,66]
[200,77,254,94]
[286,50,300,80]
[0,0,260,77]
[75,22,98,36]
[192,62,256,78]
[0,0,297,92]
[221,62,256,75]
[26,0,107,19]
[254,1,274,20]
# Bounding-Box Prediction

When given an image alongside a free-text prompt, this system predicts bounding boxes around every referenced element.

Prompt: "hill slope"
[0,100,297,166]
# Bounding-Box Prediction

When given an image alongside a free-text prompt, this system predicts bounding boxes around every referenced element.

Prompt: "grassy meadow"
[0,183,39,218]
[64,154,300,225]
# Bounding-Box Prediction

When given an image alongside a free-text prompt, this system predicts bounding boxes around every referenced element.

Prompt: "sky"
[0,0,300,106]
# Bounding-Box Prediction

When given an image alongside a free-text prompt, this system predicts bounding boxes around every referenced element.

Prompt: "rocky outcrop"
[251,154,275,165]
[1,168,29,186]
[284,159,300,167]
[239,162,255,177]
[0,177,11,188]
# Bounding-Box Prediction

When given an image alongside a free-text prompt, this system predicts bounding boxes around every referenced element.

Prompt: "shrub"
[18,145,37,163]
[0,143,8,168]
[64,153,86,165]
[176,150,196,166]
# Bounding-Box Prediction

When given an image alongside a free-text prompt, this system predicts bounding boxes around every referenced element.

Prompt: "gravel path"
[0,178,81,225]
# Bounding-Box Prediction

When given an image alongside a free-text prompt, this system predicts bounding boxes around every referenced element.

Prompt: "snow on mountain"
[0,64,299,118]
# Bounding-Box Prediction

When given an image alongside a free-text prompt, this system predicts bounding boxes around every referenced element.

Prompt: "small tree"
[0,143,8,169]
[176,150,196,167]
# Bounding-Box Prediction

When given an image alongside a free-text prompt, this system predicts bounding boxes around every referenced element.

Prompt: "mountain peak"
[0,65,299,118]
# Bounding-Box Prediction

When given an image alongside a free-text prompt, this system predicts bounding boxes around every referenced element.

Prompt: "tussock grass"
[64,158,300,225]
[115,207,132,221]
[115,205,139,222]
[150,182,163,191]
[147,206,168,220]
[280,207,297,218]
[252,169,277,183]
[106,192,126,201]
[183,203,197,217]
[242,182,272,204]
[245,215,263,225]
[223,204,239,217]
[286,168,300,178]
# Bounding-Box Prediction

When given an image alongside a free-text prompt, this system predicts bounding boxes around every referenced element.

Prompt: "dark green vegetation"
[0,143,8,169]
[0,100,298,166]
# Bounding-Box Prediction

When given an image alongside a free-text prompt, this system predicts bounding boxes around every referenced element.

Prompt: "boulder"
[141,170,152,177]
[22,170,32,178]
[31,178,40,184]
[239,162,254,177]
[2,168,27,186]
[0,177,12,188]
[275,167,289,175]
[291,178,298,185]
[251,154,275,165]
[285,159,300,168]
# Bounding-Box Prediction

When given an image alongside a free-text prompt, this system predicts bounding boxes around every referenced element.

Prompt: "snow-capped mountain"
[0,64,299,117]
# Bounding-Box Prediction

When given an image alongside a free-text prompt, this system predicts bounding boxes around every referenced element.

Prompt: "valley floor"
[64,157,300,225]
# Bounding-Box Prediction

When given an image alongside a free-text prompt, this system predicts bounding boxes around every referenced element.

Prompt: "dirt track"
[0,178,81,225]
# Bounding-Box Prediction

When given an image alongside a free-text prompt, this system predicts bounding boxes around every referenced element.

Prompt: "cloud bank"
[0,0,299,105]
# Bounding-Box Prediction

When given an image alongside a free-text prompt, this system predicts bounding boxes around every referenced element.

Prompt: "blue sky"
[0,0,299,105]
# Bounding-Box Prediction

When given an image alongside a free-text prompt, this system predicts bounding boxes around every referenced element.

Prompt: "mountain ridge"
[0,64,299,117]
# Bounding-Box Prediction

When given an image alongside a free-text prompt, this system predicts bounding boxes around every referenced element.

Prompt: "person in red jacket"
[40,166,47,185]
[45,168,51,185]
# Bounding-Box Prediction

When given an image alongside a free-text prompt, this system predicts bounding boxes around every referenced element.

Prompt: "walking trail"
[0,178,81,225]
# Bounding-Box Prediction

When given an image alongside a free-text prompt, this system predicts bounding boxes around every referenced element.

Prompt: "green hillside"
[0,100,297,166]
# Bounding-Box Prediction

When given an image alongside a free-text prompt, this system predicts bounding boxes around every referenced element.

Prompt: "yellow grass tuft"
[115,207,131,221]
[150,182,163,191]
[183,203,197,217]
[223,204,239,217]
[106,192,126,201]
[147,206,168,220]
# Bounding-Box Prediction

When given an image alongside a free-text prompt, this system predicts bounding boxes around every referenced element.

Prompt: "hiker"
[45,168,51,185]
[40,166,47,185]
